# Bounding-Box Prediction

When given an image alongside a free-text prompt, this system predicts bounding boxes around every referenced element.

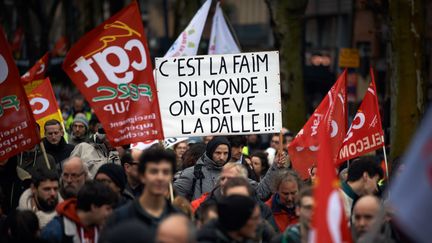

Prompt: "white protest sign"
[155,51,282,137]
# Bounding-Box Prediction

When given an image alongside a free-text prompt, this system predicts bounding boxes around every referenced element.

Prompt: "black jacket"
[43,137,74,172]
[102,199,180,242]
[197,219,254,243]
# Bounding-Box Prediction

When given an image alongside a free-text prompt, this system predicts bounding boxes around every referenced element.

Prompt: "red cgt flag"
[21,53,49,84]
[0,27,40,161]
[63,2,164,146]
[288,70,347,179]
[337,68,384,163]
[309,82,352,243]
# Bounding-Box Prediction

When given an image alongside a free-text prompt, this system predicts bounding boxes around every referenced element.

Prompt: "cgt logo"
[29,97,49,115]
[0,54,8,84]
[72,21,148,88]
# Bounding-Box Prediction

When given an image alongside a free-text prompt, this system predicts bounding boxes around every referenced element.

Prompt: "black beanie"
[205,136,231,162]
[217,195,257,231]
[95,163,127,191]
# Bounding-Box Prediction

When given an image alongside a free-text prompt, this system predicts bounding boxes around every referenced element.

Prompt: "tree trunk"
[389,0,426,160]
[264,0,308,133]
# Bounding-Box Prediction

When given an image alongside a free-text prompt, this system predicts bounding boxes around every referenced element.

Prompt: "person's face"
[95,173,121,194]
[174,142,188,159]
[310,167,317,184]
[297,196,314,229]
[225,186,250,197]
[72,122,86,137]
[61,162,86,198]
[278,180,299,208]
[238,205,261,239]
[212,144,229,166]
[251,156,262,176]
[230,146,243,162]
[73,99,84,112]
[247,135,258,144]
[91,204,113,226]
[125,161,140,183]
[33,180,59,211]
[363,173,380,195]
[219,167,239,188]
[353,201,379,237]
[203,136,214,144]
[270,136,280,149]
[140,161,172,196]
[45,124,63,145]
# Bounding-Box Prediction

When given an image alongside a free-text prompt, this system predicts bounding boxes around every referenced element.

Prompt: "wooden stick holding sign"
[39,141,51,170]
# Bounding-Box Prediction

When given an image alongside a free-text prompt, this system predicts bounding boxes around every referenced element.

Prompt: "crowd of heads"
[0,98,406,242]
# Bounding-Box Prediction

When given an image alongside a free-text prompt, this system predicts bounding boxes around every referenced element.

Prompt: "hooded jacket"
[174,137,231,201]
[18,188,63,229]
[41,199,99,243]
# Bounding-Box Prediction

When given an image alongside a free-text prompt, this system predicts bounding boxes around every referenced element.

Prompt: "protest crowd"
[0,1,430,243]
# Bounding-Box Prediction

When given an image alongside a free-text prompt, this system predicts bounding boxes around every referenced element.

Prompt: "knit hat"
[95,163,127,191]
[205,136,231,162]
[72,113,89,130]
[217,195,257,231]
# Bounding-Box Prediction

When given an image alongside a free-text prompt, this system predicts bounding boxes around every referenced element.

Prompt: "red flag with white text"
[0,27,40,161]
[337,69,384,163]
[62,2,164,146]
[308,85,352,243]
[288,70,347,179]
[21,53,49,84]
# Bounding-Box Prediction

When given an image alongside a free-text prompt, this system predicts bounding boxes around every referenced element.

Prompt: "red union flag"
[337,69,384,163]
[288,70,347,179]
[0,27,40,161]
[63,2,164,146]
[309,84,351,243]
[25,78,64,136]
[21,53,49,84]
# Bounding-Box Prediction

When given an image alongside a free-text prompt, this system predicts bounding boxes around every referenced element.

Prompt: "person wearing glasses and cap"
[69,128,121,178]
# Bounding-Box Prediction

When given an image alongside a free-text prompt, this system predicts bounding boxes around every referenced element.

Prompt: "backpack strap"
[188,164,204,200]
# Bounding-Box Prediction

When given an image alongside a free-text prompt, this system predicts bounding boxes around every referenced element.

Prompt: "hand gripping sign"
[0,27,40,161]
[63,2,164,146]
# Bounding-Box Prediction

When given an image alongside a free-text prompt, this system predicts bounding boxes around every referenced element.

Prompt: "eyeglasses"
[62,171,85,180]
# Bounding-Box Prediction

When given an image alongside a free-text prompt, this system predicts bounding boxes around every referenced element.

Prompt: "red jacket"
[265,194,298,232]
[191,192,209,213]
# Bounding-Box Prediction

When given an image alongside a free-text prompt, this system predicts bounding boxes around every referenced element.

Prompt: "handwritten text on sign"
[155,51,282,137]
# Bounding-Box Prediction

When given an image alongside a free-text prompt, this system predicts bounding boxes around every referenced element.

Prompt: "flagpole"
[39,141,51,170]
[169,182,174,204]
[370,67,389,181]
[382,140,389,181]
[279,131,284,160]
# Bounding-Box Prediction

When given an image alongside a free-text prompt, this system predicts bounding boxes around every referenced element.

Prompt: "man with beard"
[174,137,232,201]
[266,170,302,232]
[18,169,62,229]
[60,157,89,199]
[41,181,117,243]
[68,113,90,145]
[272,187,314,243]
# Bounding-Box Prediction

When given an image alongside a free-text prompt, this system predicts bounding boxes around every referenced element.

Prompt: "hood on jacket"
[56,198,81,225]
[205,137,231,163]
